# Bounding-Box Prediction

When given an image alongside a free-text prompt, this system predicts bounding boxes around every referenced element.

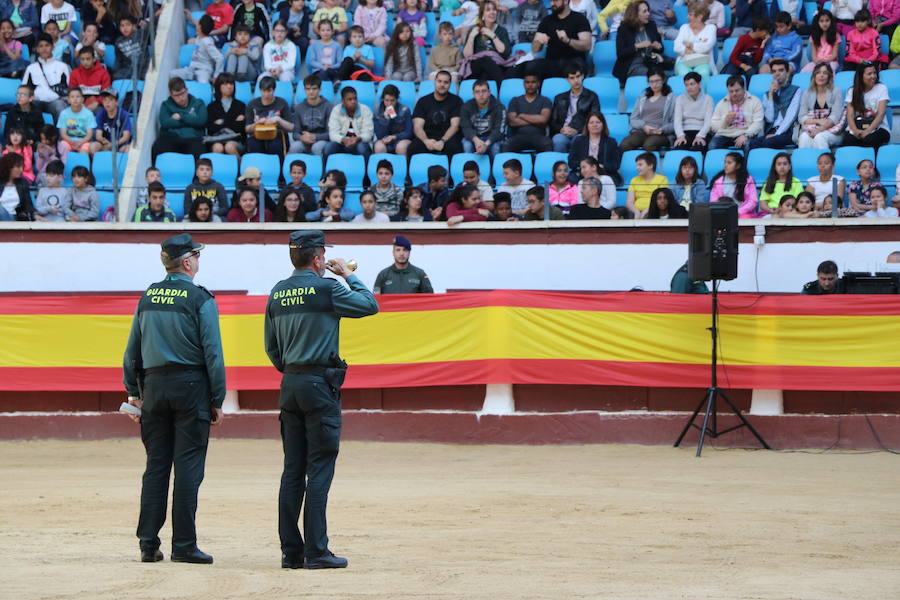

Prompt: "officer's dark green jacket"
[373,263,433,294]
[801,279,845,295]
[123,273,227,407]
[264,270,379,371]
[670,264,709,294]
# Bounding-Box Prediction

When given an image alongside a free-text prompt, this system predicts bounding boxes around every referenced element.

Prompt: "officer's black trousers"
[137,370,211,553]
[278,373,342,560]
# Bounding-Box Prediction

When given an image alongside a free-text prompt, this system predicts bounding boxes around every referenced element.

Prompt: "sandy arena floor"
[0,439,898,600]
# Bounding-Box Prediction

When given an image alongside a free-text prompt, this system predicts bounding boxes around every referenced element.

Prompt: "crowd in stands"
[3,0,900,223]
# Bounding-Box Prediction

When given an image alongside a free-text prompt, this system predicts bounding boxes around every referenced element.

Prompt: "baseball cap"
[99,87,118,98]
[161,233,203,260]
[238,166,262,182]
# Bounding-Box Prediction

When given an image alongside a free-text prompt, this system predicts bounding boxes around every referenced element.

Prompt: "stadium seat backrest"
[747,148,780,183]
[154,152,194,189]
[417,80,435,99]
[91,151,128,190]
[662,39,675,57]
[592,41,616,76]
[235,81,253,104]
[376,80,416,108]
[499,78,525,107]
[458,79,498,102]
[185,81,212,105]
[706,74,730,105]
[276,80,294,103]
[834,70,854,95]
[667,76,686,97]
[605,113,629,141]
[339,80,376,109]
[449,153,490,186]
[879,70,900,107]
[425,12,437,45]
[674,4,688,26]
[367,153,408,186]
[327,153,365,188]
[791,71,811,90]
[98,191,116,219]
[0,78,19,105]
[373,46,385,77]
[241,153,281,189]
[661,150,703,182]
[409,153,449,186]
[200,152,239,189]
[282,153,322,186]
[748,74,772,98]
[541,78,569,101]
[103,46,115,70]
[721,37,737,69]
[702,149,732,180]
[881,34,890,55]
[584,76,619,113]
[179,44,196,68]
[511,42,545,58]
[343,191,362,215]
[619,150,659,183]
[492,152,533,183]
[533,152,568,185]
[835,146,875,181]
[623,76,648,112]
[875,145,900,183]
[790,148,829,183]
[42,112,53,125]
[439,10,465,28]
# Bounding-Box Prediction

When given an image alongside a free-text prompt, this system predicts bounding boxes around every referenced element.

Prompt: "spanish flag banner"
[0,291,898,392]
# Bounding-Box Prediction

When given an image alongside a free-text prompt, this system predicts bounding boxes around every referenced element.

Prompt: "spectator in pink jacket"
[844,10,889,71]
[446,183,491,224]
[708,151,759,217]
[869,0,900,36]
[547,161,580,212]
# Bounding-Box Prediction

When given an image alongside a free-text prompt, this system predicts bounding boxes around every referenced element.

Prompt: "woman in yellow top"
[626,151,668,218]
[758,152,804,216]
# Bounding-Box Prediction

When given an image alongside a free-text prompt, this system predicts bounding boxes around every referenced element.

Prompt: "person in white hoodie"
[260,20,297,83]
[22,33,70,121]
[171,15,223,84]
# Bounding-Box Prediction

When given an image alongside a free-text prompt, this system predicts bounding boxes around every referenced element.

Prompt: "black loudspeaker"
[688,202,739,281]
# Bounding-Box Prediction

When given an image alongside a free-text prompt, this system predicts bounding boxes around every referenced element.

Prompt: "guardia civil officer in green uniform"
[802,260,845,295]
[264,230,379,570]
[123,233,226,565]
[372,235,433,294]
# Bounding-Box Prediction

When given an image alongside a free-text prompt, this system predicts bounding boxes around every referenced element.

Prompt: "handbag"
[203,128,241,144]
[254,122,277,141]
[643,50,675,71]
[37,60,67,97]
[854,114,875,131]
[680,53,708,68]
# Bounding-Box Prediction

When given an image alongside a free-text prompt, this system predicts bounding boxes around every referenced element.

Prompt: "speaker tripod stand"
[674,280,770,457]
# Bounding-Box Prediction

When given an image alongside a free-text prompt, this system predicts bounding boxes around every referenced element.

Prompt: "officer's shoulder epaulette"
[195,284,215,298]
[802,281,817,293]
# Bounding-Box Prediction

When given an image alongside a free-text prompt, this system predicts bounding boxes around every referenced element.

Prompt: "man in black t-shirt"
[525,0,592,80]
[567,178,611,220]
[504,73,553,152]
[409,70,463,157]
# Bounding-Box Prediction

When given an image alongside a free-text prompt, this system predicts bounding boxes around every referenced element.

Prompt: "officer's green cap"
[161,233,204,260]
[289,230,333,249]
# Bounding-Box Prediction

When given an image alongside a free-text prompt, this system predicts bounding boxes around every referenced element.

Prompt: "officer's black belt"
[284,364,329,376]
[144,364,205,375]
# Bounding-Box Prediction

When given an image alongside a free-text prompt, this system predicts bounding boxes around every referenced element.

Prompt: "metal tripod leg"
[717,388,771,450]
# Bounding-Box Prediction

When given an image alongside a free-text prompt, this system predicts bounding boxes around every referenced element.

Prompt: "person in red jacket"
[446,183,491,225]
[69,45,111,111]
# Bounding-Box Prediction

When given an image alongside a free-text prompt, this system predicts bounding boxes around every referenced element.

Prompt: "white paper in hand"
[119,402,142,417]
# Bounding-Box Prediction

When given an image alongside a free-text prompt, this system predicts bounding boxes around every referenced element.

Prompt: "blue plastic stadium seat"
[179,44,195,68]
[339,80,376,109]
[241,153,281,189]
[97,191,116,219]
[377,80,416,105]
[458,79,498,102]
[533,152,568,184]
[425,12,437,45]
[623,76,648,113]
[168,194,185,219]
[439,10,464,28]
[373,46,385,77]
[790,148,829,183]
[281,153,322,186]
[326,153,365,189]
[746,148,780,183]
[154,152,194,189]
[0,77,19,105]
[706,74,730,105]
[91,151,128,190]
[449,153,490,185]
[661,150,703,182]
[592,41,616,77]
[409,153,449,186]
[343,191,362,215]
[674,4,688,26]
[367,153,407,186]
[879,70,900,107]
[605,113,630,141]
[791,71,811,90]
[541,77,569,101]
[234,81,252,104]
[499,78,525,106]
[584,76,619,113]
[702,149,732,180]
[512,42,545,58]
[200,152,239,189]
[876,145,900,182]
[667,76,686,97]
[835,146,875,181]
[492,152,533,183]
[417,80,435,99]
[42,112,53,124]
[720,37,737,69]
[103,47,115,70]
[185,81,212,105]
[748,74,772,99]
[834,70,854,95]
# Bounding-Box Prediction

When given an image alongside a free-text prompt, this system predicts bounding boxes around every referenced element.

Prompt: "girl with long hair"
[446,183,490,224]
[796,62,846,149]
[384,21,422,81]
[613,1,664,84]
[842,61,891,147]
[185,197,221,222]
[568,111,621,185]
[759,152,803,215]
[646,187,688,219]
[847,158,881,214]
[461,0,511,83]
[709,152,758,217]
[802,10,840,72]
[391,187,431,222]
[2,127,33,183]
[0,152,32,221]
[621,68,675,152]
[206,72,247,156]
[273,190,304,222]
[805,152,846,207]
[548,161,579,211]
[668,155,708,207]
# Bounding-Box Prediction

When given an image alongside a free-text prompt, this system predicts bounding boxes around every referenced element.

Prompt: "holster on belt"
[133,358,145,401]
[324,354,348,390]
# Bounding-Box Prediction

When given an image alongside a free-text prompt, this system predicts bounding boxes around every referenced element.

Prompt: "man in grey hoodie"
[289,75,332,155]
[171,15,224,85]
[459,79,506,159]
